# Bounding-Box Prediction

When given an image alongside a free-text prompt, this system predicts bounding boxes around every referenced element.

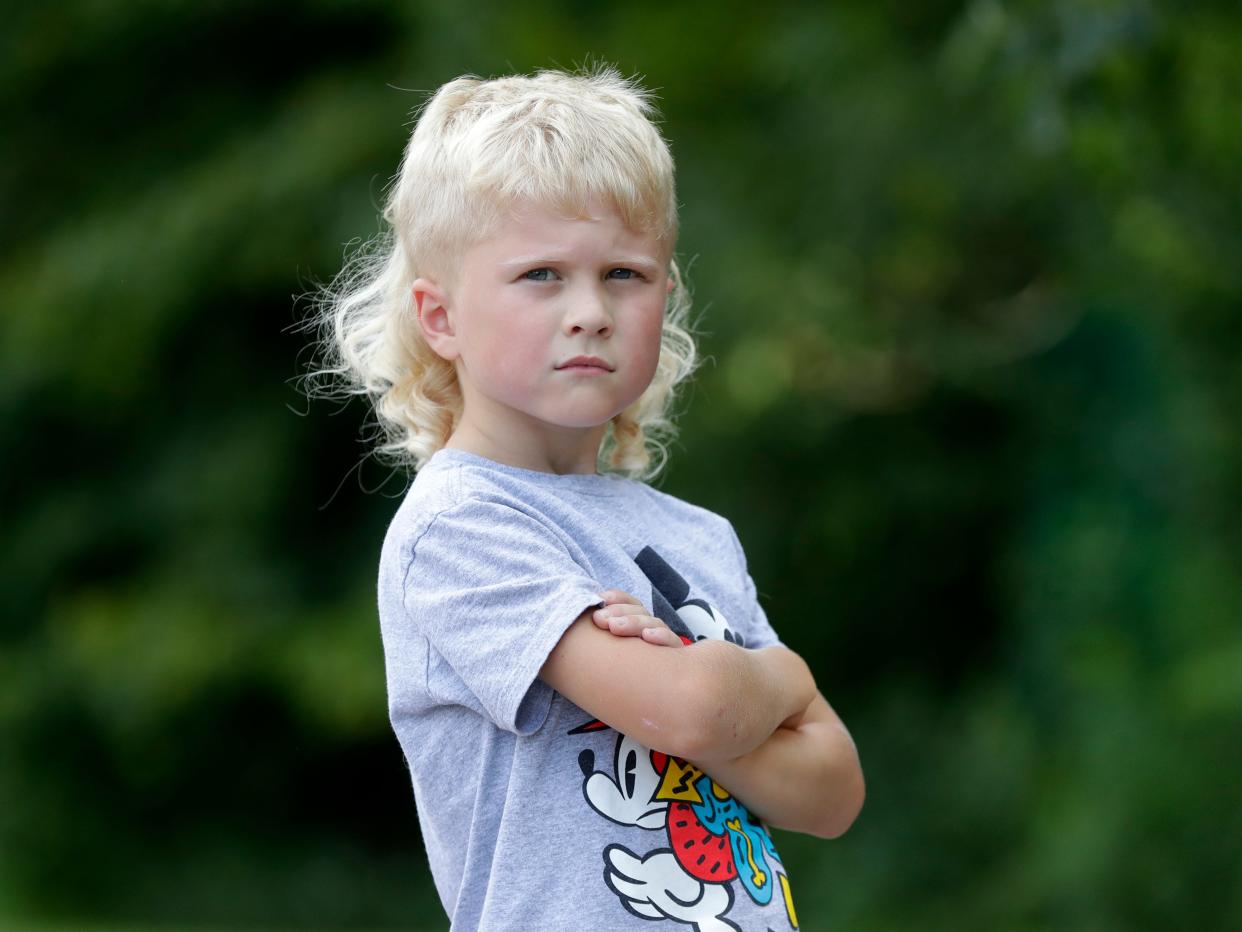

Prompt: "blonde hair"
[309,66,698,479]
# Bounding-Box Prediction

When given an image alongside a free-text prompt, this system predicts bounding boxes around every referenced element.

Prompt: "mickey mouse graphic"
[569,547,799,931]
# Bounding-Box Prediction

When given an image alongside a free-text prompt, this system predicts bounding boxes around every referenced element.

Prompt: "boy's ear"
[412,278,458,361]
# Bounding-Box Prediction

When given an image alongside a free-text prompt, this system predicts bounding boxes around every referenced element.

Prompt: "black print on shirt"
[634,546,745,646]
[569,545,797,931]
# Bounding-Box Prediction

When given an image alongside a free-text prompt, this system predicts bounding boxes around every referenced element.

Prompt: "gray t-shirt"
[378,448,800,931]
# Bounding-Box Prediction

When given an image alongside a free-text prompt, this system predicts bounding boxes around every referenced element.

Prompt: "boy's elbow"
[663,720,729,763]
[657,663,742,761]
[631,706,704,760]
[617,667,718,759]
[635,640,768,760]
[811,764,866,840]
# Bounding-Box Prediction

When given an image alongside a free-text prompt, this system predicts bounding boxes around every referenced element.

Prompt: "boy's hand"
[592,589,685,648]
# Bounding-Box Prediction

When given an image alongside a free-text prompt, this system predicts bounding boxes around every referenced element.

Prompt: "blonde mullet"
[309,65,698,479]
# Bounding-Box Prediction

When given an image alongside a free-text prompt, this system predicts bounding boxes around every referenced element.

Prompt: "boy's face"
[421,200,670,464]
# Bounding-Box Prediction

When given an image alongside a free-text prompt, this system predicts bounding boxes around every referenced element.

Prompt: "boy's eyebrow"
[499,255,664,272]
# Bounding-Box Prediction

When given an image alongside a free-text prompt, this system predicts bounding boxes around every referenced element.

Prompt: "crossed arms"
[538,591,865,840]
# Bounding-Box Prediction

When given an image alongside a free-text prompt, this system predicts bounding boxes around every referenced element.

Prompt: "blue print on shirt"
[570,545,799,931]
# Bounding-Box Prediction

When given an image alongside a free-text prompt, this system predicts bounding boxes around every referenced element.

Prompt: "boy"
[319,66,864,930]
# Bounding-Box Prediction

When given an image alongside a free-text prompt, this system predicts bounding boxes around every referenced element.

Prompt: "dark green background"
[3,1,1239,929]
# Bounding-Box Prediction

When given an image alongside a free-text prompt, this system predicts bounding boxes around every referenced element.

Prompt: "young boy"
[320,66,864,931]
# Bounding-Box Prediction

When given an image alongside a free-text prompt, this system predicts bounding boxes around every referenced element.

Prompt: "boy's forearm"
[678,641,816,762]
[693,693,865,839]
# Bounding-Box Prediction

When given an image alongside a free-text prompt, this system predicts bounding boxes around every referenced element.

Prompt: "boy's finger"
[641,626,683,647]
[593,606,636,625]
[592,606,649,627]
[598,589,643,607]
[595,611,665,635]
[606,614,657,634]
[594,603,650,620]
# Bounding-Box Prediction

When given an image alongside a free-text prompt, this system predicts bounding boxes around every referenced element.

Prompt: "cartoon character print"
[571,547,799,931]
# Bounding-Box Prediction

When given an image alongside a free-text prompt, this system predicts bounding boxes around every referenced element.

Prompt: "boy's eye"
[607,268,642,281]
[523,268,558,282]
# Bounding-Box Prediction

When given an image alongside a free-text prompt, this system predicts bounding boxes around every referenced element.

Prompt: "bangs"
[458,84,677,240]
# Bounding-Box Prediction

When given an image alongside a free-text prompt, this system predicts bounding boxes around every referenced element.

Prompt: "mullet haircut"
[308,66,698,478]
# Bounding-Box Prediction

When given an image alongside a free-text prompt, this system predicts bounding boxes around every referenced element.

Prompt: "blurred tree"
[1,0,1238,928]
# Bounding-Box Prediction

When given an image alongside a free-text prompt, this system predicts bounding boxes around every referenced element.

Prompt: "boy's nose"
[562,288,614,336]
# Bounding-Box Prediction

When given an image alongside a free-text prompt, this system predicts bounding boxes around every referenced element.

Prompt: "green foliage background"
[3,0,1239,929]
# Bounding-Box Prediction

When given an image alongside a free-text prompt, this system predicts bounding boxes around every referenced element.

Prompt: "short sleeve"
[402,499,605,735]
[725,519,783,650]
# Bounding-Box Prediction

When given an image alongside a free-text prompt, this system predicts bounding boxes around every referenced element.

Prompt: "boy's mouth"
[556,355,614,372]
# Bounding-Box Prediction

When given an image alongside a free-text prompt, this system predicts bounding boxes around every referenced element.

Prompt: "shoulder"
[380,455,599,589]
[383,458,549,559]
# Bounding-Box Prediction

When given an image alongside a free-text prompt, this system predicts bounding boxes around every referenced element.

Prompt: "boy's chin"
[538,404,635,431]
[546,415,618,432]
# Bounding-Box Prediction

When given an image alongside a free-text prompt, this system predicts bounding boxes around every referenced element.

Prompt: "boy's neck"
[445,422,607,476]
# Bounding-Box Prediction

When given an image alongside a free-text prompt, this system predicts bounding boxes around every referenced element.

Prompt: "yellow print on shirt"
[568,545,799,931]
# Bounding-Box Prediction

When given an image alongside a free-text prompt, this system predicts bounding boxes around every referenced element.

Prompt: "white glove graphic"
[603,844,741,932]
